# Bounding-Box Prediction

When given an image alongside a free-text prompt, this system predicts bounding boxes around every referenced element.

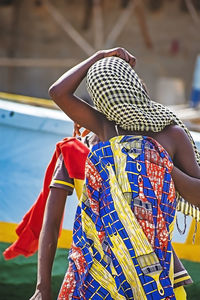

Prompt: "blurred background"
[0,0,200,104]
[0,0,200,299]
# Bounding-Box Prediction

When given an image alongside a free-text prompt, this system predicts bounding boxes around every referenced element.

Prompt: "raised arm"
[49,48,136,141]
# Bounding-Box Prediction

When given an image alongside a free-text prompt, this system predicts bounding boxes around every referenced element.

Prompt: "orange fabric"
[3,138,89,260]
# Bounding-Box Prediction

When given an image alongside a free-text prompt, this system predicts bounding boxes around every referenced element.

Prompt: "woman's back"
[100,121,176,159]
[58,134,177,299]
[89,134,176,249]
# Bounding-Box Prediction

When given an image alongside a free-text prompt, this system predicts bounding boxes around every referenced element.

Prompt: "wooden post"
[7,0,22,92]
[185,0,200,25]
[82,0,93,30]
[92,0,104,49]
[7,0,21,57]
[134,0,153,49]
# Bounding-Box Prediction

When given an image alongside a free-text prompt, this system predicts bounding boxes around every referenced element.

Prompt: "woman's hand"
[98,47,136,68]
[29,288,51,300]
[73,123,90,137]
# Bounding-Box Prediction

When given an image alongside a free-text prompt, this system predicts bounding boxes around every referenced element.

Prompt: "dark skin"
[31,48,200,300]
[30,188,68,300]
[30,123,82,300]
[49,47,200,206]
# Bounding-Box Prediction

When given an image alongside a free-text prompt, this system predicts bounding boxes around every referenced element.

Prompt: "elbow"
[48,83,59,101]
[49,82,70,109]
[48,83,65,108]
[193,197,200,209]
[182,193,200,209]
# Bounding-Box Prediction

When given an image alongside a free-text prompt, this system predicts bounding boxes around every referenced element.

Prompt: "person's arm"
[170,125,200,207]
[49,47,136,141]
[30,188,68,300]
[171,166,200,208]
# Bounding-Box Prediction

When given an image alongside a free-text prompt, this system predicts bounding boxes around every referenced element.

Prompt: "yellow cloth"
[74,178,84,200]
[174,286,187,300]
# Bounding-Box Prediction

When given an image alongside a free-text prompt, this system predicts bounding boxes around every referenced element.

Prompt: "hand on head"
[100,47,136,68]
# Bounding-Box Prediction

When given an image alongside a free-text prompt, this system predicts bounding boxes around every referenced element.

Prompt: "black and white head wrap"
[86,56,200,222]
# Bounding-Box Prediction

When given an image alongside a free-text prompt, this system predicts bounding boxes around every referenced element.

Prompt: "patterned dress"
[58,136,177,300]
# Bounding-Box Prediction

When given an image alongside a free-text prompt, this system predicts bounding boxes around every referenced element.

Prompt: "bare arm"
[30,188,68,300]
[49,48,136,141]
[170,126,200,207]
[171,166,200,208]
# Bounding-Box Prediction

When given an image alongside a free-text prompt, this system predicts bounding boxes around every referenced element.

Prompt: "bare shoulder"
[165,125,196,154]
[163,124,192,150]
[164,124,194,155]
[154,125,186,159]
[165,124,188,139]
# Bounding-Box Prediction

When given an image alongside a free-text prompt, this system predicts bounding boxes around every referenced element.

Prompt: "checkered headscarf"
[86,56,200,221]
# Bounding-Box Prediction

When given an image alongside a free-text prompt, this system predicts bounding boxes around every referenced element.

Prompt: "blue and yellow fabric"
[58,136,179,299]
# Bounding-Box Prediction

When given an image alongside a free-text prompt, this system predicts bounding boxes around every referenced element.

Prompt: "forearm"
[171,166,200,208]
[36,221,59,290]
[49,51,103,98]
[34,188,67,298]
[48,48,136,138]
[49,47,136,101]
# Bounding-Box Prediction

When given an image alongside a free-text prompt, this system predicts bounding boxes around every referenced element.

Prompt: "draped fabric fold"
[58,136,177,299]
[3,138,89,260]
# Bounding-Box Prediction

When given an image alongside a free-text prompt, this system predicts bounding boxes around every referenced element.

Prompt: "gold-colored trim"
[52,180,74,189]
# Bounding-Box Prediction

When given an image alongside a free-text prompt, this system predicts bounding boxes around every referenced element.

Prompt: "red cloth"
[3,138,89,260]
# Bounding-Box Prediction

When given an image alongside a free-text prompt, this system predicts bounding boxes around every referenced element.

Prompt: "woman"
[49,48,200,299]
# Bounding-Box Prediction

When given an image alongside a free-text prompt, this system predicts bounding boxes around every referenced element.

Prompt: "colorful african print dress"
[58,136,177,300]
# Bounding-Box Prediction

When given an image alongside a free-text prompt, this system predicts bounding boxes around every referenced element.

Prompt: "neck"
[102,121,154,142]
